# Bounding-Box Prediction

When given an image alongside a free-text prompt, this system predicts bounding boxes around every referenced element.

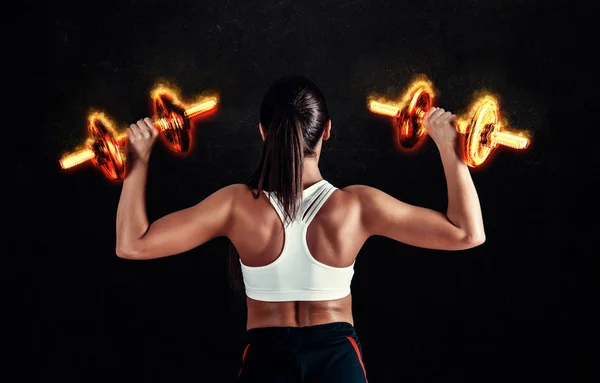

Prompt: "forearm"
[438,145,485,240]
[116,158,150,255]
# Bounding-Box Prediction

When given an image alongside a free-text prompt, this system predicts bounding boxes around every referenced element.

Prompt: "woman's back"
[228,178,365,330]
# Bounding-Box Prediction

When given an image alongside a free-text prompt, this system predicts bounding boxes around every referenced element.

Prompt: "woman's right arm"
[345,107,485,251]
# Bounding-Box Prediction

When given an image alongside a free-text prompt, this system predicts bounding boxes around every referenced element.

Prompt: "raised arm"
[115,117,237,260]
[347,107,485,251]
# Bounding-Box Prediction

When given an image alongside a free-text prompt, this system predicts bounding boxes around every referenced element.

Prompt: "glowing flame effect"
[59,148,95,169]
[368,76,436,152]
[150,85,218,124]
[460,96,497,167]
[368,101,399,117]
[150,85,218,153]
[59,112,120,170]
[490,130,530,149]
[184,99,218,119]
[59,85,219,179]
[368,78,531,168]
[151,84,219,118]
[367,76,436,115]
[460,94,531,167]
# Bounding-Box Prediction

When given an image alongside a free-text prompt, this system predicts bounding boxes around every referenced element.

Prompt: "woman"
[116,75,485,382]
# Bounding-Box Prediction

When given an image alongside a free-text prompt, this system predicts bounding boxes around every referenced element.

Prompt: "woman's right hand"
[423,107,458,150]
[127,117,160,163]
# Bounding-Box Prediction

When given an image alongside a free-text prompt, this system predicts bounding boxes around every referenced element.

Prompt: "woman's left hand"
[127,117,160,163]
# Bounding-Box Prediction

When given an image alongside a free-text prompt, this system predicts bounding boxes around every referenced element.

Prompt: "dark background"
[15,0,595,382]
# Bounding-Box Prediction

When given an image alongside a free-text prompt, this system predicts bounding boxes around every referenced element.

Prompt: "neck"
[302,156,323,187]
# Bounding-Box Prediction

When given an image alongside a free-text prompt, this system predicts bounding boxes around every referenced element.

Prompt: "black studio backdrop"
[17,0,595,382]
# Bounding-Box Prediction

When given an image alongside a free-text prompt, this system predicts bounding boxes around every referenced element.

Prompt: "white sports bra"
[240,179,355,302]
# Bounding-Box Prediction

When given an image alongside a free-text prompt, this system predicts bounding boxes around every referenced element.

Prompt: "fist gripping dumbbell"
[368,77,530,167]
[59,86,218,180]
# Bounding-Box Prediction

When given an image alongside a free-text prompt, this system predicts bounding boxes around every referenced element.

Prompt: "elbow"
[465,231,486,248]
[115,246,132,259]
[115,243,141,260]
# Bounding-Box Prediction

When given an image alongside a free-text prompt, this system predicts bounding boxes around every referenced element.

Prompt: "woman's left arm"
[115,117,238,260]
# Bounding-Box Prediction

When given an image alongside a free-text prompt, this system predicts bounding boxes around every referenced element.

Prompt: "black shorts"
[237,321,368,382]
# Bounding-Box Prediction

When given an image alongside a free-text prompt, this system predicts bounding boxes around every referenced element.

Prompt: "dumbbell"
[368,77,530,167]
[59,85,218,180]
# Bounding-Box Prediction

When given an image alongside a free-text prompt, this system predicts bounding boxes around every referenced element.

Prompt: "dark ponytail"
[255,111,305,223]
[228,75,330,299]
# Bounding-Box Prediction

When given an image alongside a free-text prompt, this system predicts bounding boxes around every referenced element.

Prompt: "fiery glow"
[396,86,433,150]
[490,129,530,149]
[460,94,531,167]
[368,75,436,151]
[89,113,127,180]
[368,78,532,168]
[368,101,399,117]
[367,75,436,114]
[459,94,499,128]
[59,149,95,169]
[184,98,218,119]
[58,112,128,180]
[88,111,118,133]
[150,85,218,153]
[150,84,218,118]
[150,83,184,104]
[397,77,435,111]
[59,112,121,170]
[59,84,219,180]
[461,96,497,167]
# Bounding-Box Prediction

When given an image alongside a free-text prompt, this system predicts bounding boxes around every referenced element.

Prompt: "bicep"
[350,185,475,251]
[128,184,239,259]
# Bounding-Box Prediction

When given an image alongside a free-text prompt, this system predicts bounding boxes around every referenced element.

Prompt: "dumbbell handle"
[368,101,529,150]
[59,98,217,170]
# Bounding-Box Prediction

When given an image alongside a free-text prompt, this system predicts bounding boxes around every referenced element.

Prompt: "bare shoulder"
[225,183,251,193]
[207,183,247,197]
[223,183,265,211]
[333,184,378,215]
[341,184,375,194]
[340,184,382,202]
[220,183,251,201]
[200,183,249,208]
[339,184,408,224]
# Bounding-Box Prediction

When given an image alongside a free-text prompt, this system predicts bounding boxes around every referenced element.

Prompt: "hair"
[227,75,330,299]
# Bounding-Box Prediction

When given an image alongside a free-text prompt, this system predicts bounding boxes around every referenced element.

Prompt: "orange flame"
[59,148,95,169]
[458,94,499,131]
[368,101,399,117]
[184,98,218,119]
[367,75,436,115]
[458,93,531,167]
[490,129,530,149]
[459,93,531,150]
[59,85,219,175]
[59,112,121,170]
[151,84,218,120]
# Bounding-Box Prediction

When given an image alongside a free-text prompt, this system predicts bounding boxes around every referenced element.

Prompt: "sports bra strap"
[263,191,287,224]
[302,185,337,225]
[262,181,337,226]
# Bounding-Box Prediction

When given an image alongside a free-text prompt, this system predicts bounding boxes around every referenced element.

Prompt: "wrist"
[436,143,458,156]
[128,156,150,171]
[133,149,151,163]
[437,143,465,163]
